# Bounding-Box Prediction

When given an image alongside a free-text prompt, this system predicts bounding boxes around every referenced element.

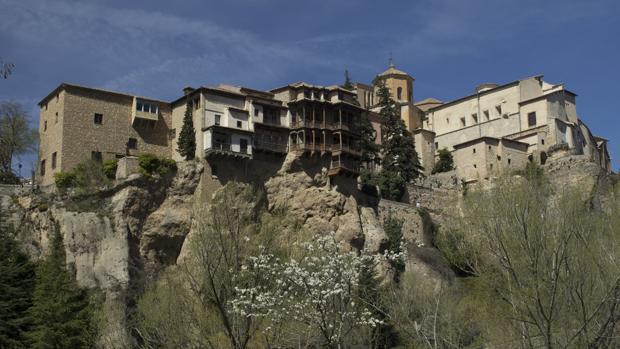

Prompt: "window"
[194,99,200,110]
[495,104,502,116]
[434,142,438,149]
[488,145,492,150]
[127,138,137,149]
[460,117,466,127]
[240,139,248,153]
[471,113,478,124]
[497,155,501,161]
[40,160,45,176]
[483,110,490,120]
[44,104,48,111]
[473,164,477,168]
[527,112,536,127]
[397,87,402,100]
[44,120,47,131]
[137,102,143,111]
[473,148,476,153]
[55,112,59,123]
[446,118,450,124]
[51,152,57,169]
[304,90,311,99]
[541,139,545,145]
[254,108,259,116]
[214,114,221,126]
[94,113,103,125]
[508,158,512,165]
[237,120,242,128]
[91,151,102,162]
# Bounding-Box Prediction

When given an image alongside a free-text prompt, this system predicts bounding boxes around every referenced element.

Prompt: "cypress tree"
[358,255,399,348]
[360,113,380,169]
[343,69,354,90]
[177,101,196,160]
[27,226,95,349]
[431,148,454,174]
[0,210,35,348]
[375,78,422,200]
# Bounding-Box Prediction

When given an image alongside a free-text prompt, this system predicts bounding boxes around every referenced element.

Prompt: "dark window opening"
[397,87,402,100]
[237,120,242,128]
[51,152,57,169]
[44,120,47,131]
[91,151,102,162]
[528,112,536,127]
[55,112,59,123]
[254,108,259,116]
[473,148,476,153]
[541,139,545,145]
[127,138,138,149]
[240,139,248,153]
[94,113,103,125]
[40,160,45,176]
[508,158,512,165]
[214,114,221,126]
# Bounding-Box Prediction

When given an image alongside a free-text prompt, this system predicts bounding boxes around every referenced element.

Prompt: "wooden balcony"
[254,140,288,153]
[328,159,360,176]
[331,144,362,157]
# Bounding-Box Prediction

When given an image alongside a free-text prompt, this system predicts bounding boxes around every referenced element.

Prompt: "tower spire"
[389,52,394,68]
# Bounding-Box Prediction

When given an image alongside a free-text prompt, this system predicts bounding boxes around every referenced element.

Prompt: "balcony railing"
[205,142,251,158]
[290,143,334,153]
[329,160,360,174]
[254,140,288,153]
[331,144,362,157]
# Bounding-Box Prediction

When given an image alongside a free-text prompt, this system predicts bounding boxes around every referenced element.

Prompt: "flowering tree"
[231,233,392,348]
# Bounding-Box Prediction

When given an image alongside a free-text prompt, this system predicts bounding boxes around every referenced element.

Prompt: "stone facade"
[37,84,172,186]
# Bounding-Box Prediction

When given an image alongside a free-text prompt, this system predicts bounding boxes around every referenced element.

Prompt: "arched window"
[397,87,403,100]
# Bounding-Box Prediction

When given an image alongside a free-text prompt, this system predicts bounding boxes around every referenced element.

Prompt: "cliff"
[0,152,612,347]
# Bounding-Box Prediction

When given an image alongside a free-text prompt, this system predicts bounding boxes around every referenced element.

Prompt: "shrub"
[73,160,108,191]
[138,154,177,177]
[54,171,77,188]
[102,160,118,180]
[0,170,20,184]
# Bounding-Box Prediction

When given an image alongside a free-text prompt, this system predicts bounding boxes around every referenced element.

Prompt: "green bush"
[54,171,77,188]
[0,170,20,184]
[102,160,118,180]
[377,171,406,201]
[138,154,177,177]
[432,148,454,174]
[74,160,108,191]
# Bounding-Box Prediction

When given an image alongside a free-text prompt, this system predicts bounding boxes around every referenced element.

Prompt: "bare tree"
[0,101,37,177]
[462,175,620,348]
[0,59,14,79]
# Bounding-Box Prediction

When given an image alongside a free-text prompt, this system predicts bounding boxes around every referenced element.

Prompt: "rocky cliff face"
[1,152,609,347]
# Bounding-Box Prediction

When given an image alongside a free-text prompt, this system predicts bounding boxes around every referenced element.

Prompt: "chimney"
[183,86,195,96]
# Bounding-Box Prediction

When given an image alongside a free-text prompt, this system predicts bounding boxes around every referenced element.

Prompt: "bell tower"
[375,57,414,103]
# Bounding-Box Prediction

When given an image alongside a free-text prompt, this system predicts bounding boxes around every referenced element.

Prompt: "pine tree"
[375,78,422,200]
[343,69,354,90]
[27,226,95,349]
[0,210,35,348]
[177,101,196,160]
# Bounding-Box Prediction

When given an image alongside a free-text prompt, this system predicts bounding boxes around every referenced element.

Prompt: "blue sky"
[1,0,619,174]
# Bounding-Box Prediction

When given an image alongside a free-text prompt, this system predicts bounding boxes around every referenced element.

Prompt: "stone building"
[37,83,172,186]
[358,63,612,180]
[36,64,611,187]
